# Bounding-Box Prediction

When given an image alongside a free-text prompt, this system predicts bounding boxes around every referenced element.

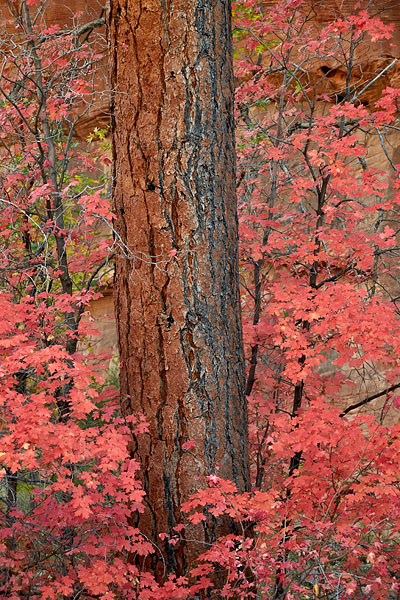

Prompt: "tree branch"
[340,382,400,416]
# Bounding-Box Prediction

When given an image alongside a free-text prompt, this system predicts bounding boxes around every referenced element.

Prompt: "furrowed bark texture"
[109,0,249,577]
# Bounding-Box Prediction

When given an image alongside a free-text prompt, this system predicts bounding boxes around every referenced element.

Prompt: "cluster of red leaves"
[0,304,150,597]
[184,407,400,598]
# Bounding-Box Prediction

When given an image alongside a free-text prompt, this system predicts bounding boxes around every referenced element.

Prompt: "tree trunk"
[109,0,249,578]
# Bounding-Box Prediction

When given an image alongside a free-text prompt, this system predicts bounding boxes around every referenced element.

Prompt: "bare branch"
[340,382,400,416]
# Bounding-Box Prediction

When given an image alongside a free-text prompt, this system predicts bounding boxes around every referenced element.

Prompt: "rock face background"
[3,0,400,418]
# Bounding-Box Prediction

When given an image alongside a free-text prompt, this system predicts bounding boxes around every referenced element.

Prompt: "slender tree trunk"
[109,0,249,578]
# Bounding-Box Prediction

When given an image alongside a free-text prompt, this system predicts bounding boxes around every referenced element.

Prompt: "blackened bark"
[109,0,249,579]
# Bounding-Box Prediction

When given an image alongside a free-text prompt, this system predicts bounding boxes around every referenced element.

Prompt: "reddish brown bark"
[109,0,249,577]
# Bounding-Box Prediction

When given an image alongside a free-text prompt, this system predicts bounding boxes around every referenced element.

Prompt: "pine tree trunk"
[109,0,249,577]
